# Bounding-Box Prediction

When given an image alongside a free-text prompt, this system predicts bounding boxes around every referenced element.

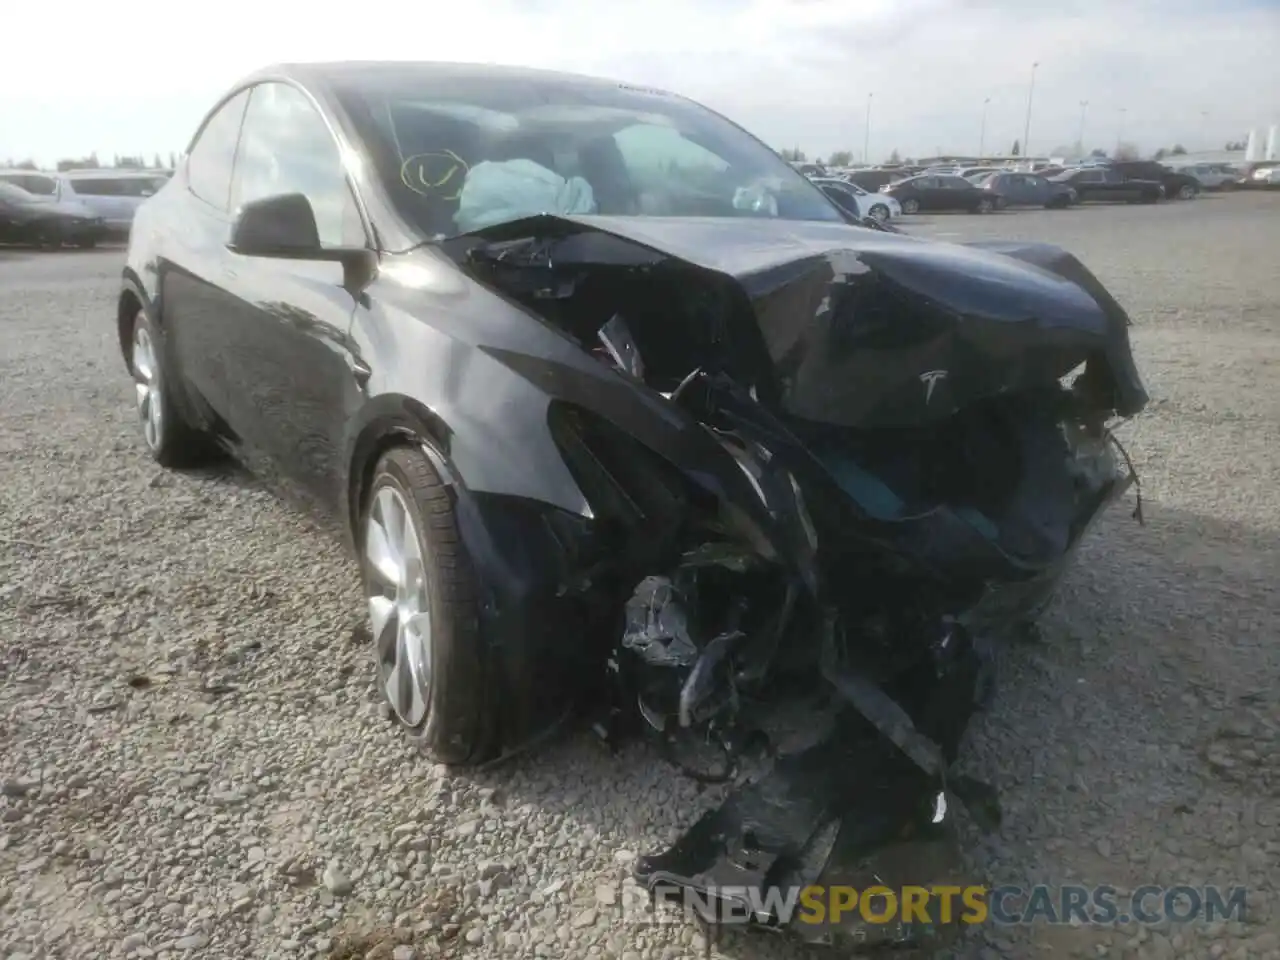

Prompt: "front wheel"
[869,203,890,222]
[1176,184,1197,200]
[361,447,492,766]
[901,198,920,214]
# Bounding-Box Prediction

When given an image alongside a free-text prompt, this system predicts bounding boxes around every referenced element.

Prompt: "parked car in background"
[63,170,170,237]
[883,174,997,213]
[980,172,1077,209]
[0,180,106,248]
[1051,167,1162,204]
[810,176,901,221]
[1106,160,1198,200]
[845,168,906,192]
[1172,162,1237,190]
[957,166,1003,182]
[1239,164,1280,188]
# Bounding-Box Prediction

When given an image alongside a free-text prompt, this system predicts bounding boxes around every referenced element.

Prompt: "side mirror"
[227,192,375,291]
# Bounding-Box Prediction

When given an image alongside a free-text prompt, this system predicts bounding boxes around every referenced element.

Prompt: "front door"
[216,80,372,513]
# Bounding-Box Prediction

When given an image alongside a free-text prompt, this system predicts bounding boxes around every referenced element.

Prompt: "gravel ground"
[2,193,1278,960]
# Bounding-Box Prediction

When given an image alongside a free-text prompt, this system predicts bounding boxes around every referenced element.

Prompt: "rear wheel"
[361,447,492,766]
[869,203,890,222]
[901,198,920,214]
[1176,183,1197,200]
[128,308,216,466]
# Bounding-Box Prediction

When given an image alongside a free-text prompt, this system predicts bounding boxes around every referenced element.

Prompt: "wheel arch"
[344,396,456,550]
[117,271,152,369]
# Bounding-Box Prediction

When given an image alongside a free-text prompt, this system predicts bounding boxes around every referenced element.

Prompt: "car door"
[1072,170,1102,201]
[217,80,372,512]
[160,87,251,428]
[911,177,938,208]
[939,176,974,209]
[1098,168,1131,200]
[1022,175,1050,205]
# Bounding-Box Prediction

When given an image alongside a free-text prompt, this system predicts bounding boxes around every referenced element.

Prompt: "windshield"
[334,73,843,239]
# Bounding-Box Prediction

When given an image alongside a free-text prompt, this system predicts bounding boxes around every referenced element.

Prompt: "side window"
[187,89,250,210]
[232,82,364,248]
[18,175,57,196]
[71,179,120,197]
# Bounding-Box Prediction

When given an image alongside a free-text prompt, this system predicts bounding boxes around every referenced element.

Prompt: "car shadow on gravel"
[447,497,1277,959]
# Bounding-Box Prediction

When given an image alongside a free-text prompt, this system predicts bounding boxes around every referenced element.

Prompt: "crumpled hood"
[456,213,1149,428]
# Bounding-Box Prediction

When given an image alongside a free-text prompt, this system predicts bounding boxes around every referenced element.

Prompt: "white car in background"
[61,170,169,237]
[810,176,903,222]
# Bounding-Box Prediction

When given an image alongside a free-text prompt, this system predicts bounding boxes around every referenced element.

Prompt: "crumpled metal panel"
[454,213,1148,430]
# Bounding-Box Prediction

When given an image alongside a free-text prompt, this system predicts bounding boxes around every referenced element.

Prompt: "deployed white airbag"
[454,159,597,232]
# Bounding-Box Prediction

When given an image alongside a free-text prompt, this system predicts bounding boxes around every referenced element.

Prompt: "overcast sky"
[2,0,1277,166]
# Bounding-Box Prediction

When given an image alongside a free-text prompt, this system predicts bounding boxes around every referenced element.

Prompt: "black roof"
[246,60,677,98]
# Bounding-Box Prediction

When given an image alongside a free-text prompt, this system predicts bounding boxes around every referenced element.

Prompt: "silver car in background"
[0,169,167,238]
[1172,162,1239,191]
[62,170,169,237]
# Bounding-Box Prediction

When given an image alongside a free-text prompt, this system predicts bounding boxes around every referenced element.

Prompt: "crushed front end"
[446,214,1147,948]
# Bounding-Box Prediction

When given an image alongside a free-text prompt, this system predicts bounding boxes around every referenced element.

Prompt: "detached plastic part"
[620,576,698,668]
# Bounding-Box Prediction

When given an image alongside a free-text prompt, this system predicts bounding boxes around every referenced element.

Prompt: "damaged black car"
[117,61,1147,950]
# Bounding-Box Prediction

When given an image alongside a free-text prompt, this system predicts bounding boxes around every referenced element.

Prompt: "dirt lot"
[2,193,1278,960]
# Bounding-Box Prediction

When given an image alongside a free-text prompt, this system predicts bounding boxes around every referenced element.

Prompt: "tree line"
[2,153,179,172]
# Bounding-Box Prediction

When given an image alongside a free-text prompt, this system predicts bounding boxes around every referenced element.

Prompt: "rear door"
[160,87,251,425]
[1072,169,1104,201]
[216,80,371,511]
[66,177,127,223]
[1021,175,1050,204]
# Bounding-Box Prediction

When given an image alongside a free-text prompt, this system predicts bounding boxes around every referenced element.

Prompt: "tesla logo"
[920,370,948,403]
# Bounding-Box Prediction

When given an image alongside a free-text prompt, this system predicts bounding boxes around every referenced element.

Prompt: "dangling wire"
[1106,428,1143,525]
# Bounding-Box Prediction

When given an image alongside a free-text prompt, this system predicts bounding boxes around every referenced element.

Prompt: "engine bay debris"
[447,212,1148,948]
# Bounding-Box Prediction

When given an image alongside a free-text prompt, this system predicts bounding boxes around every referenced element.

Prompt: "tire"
[361,447,491,766]
[1176,184,1196,200]
[975,198,994,214]
[128,307,216,467]
[869,204,890,222]
[901,198,920,214]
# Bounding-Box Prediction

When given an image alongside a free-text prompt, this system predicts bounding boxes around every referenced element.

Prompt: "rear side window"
[69,179,122,196]
[187,89,250,210]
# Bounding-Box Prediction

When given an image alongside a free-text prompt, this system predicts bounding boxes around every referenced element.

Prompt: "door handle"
[349,356,372,388]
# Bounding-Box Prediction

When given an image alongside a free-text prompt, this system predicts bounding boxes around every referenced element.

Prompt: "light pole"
[1022,61,1039,157]
[979,97,991,157]
[863,93,873,164]
[1077,100,1089,158]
